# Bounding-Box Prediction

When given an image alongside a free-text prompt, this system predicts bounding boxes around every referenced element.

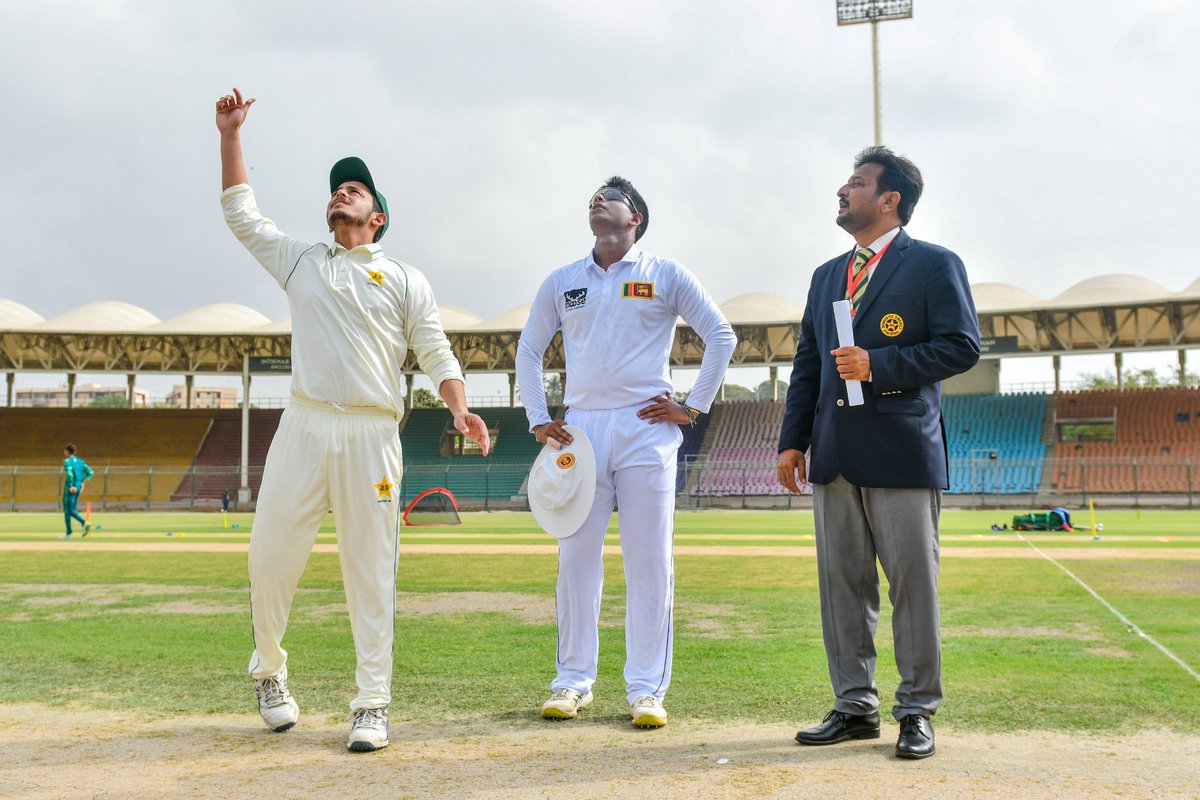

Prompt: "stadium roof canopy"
[4,273,1200,376]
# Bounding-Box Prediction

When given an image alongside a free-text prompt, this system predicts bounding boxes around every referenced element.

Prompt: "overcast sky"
[3,0,1197,397]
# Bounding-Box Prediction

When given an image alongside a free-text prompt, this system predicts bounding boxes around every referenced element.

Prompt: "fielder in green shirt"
[62,443,94,539]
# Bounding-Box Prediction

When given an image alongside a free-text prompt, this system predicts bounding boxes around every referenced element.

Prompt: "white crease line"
[1015,531,1200,683]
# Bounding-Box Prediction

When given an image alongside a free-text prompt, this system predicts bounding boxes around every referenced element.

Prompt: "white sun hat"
[527,424,597,539]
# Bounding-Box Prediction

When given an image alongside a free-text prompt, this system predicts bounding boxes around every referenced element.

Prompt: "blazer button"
[836,399,845,407]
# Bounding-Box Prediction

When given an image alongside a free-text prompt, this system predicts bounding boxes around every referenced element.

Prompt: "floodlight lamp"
[836,0,913,25]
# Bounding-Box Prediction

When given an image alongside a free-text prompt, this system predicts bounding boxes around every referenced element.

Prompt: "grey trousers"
[812,473,943,721]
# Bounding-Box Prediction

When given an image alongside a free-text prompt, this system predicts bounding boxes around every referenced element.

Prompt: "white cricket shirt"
[516,246,736,430]
[221,184,464,415]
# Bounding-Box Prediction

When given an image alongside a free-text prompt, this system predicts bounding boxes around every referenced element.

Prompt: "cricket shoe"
[254,669,299,732]
[540,688,593,720]
[82,523,91,537]
[348,707,389,752]
[630,695,668,728]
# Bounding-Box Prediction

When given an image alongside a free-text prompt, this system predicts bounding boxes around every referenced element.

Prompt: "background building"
[15,383,149,409]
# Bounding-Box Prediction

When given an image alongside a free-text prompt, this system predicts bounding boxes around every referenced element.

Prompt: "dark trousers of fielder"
[63,492,86,534]
[812,473,943,721]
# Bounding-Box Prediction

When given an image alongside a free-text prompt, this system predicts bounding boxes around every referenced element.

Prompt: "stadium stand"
[688,393,1051,497]
[0,408,215,503]
[675,410,711,492]
[397,406,553,502]
[691,401,789,496]
[942,393,1050,494]
[171,409,284,503]
[12,387,1200,509]
[1051,388,1200,493]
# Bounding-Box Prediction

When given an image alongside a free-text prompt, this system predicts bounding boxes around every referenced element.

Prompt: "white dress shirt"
[856,226,901,383]
[516,246,736,431]
[859,226,901,281]
[221,184,464,414]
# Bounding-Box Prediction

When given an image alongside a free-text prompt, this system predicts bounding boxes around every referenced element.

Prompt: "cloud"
[2,0,1197,331]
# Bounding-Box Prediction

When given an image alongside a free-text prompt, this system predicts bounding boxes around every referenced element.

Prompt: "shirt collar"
[330,241,385,261]
[585,244,641,273]
[860,227,901,256]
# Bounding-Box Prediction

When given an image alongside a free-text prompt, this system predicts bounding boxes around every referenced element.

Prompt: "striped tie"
[847,246,875,312]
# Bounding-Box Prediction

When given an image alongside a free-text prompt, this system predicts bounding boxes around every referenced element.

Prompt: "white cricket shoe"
[630,695,668,728]
[254,669,299,732]
[540,688,593,720]
[348,707,390,752]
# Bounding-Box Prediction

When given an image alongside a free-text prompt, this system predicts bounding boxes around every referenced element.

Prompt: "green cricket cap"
[329,156,389,241]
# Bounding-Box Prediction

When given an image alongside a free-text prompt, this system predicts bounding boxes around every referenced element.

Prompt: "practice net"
[403,488,462,526]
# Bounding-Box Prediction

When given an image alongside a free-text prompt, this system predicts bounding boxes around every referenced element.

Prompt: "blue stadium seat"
[943,393,1049,494]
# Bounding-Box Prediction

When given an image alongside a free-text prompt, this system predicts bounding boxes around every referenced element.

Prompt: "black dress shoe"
[795,709,881,745]
[895,714,935,759]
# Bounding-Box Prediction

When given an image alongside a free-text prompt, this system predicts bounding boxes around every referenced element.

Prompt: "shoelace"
[256,677,289,707]
[550,689,578,702]
[352,708,388,731]
[632,695,661,709]
[900,715,927,736]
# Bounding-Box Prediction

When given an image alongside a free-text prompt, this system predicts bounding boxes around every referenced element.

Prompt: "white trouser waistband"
[289,393,399,420]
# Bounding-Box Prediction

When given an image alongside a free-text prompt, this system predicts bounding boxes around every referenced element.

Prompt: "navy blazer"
[778,229,980,489]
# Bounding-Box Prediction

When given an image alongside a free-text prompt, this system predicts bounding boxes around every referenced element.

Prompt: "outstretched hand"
[455,412,491,457]
[215,87,256,133]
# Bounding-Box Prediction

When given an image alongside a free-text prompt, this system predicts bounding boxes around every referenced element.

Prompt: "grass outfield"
[0,509,1197,733]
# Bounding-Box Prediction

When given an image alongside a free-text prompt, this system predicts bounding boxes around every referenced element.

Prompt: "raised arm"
[216,87,256,190]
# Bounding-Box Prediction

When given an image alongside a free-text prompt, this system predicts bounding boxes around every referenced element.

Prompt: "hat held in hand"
[528,424,596,539]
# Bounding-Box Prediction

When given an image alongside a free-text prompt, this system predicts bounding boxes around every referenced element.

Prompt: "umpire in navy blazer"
[778,147,979,760]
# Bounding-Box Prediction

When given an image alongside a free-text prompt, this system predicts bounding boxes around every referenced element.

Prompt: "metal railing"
[0,465,264,512]
[0,461,534,512]
[7,455,1200,512]
[678,454,1200,509]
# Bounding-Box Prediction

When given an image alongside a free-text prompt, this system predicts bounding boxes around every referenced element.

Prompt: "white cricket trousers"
[552,405,682,704]
[247,397,402,711]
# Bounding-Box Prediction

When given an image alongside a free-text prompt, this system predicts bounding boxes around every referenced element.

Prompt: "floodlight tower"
[836,0,913,145]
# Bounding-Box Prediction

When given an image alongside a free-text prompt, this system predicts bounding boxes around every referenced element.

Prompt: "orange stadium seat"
[0,408,216,504]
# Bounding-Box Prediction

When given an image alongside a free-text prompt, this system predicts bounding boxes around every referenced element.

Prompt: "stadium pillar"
[5,372,12,407]
[126,374,136,409]
[405,373,414,413]
[1179,349,1188,386]
[769,366,779,400]
[1115,352,1124,391]
[185,374,194,409]
[239,354,251,505]
[67,373,76,409]
[508,373,516,408]
[1053,355,1061,393]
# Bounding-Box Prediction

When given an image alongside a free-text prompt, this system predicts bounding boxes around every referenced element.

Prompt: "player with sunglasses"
[516,177,736,727]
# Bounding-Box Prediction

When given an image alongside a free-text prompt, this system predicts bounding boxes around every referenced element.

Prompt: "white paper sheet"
[832,300,864,407]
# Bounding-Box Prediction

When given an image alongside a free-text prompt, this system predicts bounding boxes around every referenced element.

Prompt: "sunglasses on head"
[591,187,638,214]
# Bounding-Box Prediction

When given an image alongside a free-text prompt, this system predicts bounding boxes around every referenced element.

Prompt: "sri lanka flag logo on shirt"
[622,282,654,299]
